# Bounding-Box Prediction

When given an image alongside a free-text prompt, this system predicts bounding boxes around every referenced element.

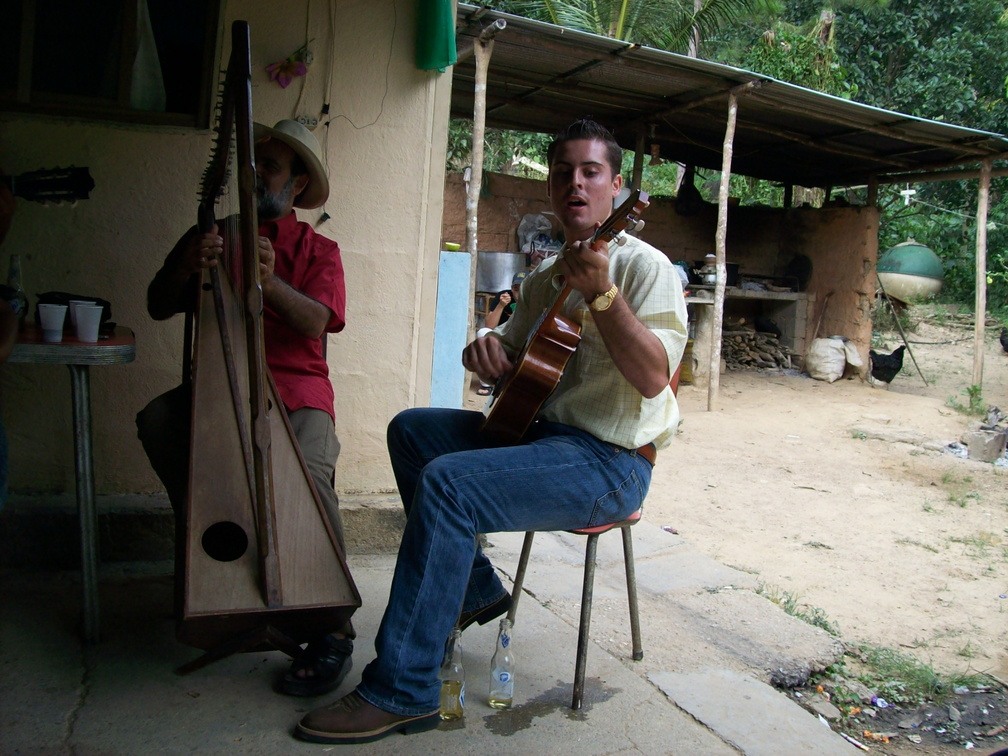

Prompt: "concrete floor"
[1,518,861,755]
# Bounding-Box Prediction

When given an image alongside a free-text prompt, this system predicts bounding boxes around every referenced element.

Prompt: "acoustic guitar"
[481,189,650,443]
[3,167,94,204]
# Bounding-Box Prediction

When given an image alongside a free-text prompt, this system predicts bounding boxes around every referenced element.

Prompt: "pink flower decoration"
[266,59,308,88]
[265,42,312,88]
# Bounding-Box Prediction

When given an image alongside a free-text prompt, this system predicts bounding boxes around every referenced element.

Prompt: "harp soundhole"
[201,521,249,562]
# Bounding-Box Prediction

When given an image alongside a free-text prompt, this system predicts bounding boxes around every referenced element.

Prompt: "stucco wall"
[442,171,878,357]
[0,0,449,496]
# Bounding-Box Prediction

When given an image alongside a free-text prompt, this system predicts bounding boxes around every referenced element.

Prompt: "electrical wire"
[323,0,395,131]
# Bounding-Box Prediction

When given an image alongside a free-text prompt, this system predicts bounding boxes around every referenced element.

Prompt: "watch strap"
[589,284,619,312]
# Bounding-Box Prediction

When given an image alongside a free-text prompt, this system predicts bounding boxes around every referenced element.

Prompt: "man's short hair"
[546,119,622,177]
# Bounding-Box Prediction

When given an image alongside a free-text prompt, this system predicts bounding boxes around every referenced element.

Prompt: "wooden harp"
[176,20,359,668]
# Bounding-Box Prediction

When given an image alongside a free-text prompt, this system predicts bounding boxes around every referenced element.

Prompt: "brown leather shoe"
[295,691,439,744]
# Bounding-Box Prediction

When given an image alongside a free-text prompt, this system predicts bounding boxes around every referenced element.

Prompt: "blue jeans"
[356,407,653,716]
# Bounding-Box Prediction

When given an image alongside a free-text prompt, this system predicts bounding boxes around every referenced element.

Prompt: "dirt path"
[466,310,1008,754]
[660,315,1008,688]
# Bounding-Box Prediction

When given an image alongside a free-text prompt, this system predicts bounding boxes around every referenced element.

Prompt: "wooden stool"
[507,508,643,710]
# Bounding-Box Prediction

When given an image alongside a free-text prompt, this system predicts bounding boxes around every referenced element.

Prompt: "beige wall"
[0,0,450,496]
[443,171,879,355]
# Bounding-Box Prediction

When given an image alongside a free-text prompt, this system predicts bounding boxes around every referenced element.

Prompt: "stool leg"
[572,533,599,710]
[621,526,643,661]
[509,532,535,623]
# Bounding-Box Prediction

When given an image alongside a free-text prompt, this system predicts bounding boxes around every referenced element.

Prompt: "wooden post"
[866,177,878,207]
[632,129,645,190]
[465,21,505,336]
[972,158,992,387]
[708,91,739,411]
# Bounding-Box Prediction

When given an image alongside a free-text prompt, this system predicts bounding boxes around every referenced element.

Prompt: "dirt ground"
[667,309,1008,755]
[467,305,1008,754]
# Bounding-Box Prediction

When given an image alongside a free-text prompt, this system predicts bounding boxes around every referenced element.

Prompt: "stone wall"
[442,171,879,361]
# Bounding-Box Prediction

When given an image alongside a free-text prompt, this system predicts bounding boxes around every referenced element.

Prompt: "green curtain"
[416,0,457,72]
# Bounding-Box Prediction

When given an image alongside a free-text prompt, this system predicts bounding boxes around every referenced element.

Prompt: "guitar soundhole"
[201,521,249,562]
[202,282,212,291]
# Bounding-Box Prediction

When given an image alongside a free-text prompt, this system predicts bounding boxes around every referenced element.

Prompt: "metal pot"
[476,250,526,293]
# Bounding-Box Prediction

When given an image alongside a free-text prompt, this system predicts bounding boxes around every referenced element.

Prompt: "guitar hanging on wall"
[3,167,95,204]
[481,189,650,443]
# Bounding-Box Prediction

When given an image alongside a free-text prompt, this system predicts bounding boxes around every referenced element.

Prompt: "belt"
[635,443,657,467]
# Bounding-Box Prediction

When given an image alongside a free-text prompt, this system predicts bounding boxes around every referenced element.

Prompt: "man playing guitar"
[295,118,688,745]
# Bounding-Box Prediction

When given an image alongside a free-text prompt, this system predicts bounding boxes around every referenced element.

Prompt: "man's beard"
[256,176,296,220]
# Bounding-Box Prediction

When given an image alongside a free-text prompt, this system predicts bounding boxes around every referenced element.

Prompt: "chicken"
[1000,327,1008,353]
[869,345,906,385]
[754,316,782,339]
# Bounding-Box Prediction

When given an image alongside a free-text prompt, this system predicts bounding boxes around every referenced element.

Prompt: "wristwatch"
[588,284,618,312]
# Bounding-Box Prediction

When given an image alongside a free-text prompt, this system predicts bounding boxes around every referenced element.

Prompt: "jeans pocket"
[588,467,645,527]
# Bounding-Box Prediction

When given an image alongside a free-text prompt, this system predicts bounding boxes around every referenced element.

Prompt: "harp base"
[174,623,303,675]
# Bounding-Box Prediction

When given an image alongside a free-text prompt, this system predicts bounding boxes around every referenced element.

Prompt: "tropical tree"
[453,0,778,177]
[489,0,778,55]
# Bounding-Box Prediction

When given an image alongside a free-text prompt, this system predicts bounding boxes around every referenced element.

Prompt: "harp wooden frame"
[175,20,359,669]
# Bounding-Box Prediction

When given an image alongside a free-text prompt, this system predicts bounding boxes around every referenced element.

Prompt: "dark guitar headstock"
[4,167,94,204]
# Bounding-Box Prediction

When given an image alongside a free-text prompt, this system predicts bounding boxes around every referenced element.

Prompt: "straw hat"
[253,119,329,209]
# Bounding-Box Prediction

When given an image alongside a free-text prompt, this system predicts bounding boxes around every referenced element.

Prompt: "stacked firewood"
[722,329,792,371]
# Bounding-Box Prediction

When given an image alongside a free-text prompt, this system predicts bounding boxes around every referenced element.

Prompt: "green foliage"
[446,119,551,176]
[946,384,986,417]
[832,0,1008,130]
[757,584,841,636]
[850,644,983,706]
[743,19,856,96]
[490,0,775,53]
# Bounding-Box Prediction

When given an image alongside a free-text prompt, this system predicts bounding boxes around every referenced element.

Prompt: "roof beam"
[754,93,1002,159]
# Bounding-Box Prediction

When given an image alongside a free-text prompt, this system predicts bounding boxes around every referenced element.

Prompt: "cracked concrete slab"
[650,668,860,755]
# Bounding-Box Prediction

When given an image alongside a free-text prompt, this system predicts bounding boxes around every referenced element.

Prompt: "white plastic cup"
[38,303,68,343]
[69,299,95,329]
[75,304,103,344]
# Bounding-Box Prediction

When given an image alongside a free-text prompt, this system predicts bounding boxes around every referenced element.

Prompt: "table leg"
[68,364,100,644]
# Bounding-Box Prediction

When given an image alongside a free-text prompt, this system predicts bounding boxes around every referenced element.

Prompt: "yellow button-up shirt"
[495,235,687,450]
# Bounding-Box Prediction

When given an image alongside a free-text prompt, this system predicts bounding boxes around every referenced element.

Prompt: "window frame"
[3,0,222,128]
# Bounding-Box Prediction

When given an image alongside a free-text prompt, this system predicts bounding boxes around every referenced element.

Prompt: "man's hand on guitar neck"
[556,231,613,305]
[557,229,671,399]
[462,333,514,387]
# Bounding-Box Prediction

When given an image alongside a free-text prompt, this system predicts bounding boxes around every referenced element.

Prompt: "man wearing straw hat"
[138,118,354,698]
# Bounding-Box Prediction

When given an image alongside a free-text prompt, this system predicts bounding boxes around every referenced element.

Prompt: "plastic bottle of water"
[439,626,465,720]
[488,617,515,709]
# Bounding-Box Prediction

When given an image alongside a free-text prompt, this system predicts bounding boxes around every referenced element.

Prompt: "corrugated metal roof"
[453,4,1008,188]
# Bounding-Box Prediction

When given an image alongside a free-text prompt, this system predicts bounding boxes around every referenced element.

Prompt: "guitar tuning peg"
[633,219,646,233]
[614,231,628,246]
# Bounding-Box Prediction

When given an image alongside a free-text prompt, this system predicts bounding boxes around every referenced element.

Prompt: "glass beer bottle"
[488,617,515,709]
[439,626,465,720]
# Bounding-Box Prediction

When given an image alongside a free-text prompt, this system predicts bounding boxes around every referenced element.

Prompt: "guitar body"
[481,301,580,443]
[480,189,650,443]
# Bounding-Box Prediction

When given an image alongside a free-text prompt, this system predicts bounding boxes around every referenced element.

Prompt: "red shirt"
[259,212,345,421]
